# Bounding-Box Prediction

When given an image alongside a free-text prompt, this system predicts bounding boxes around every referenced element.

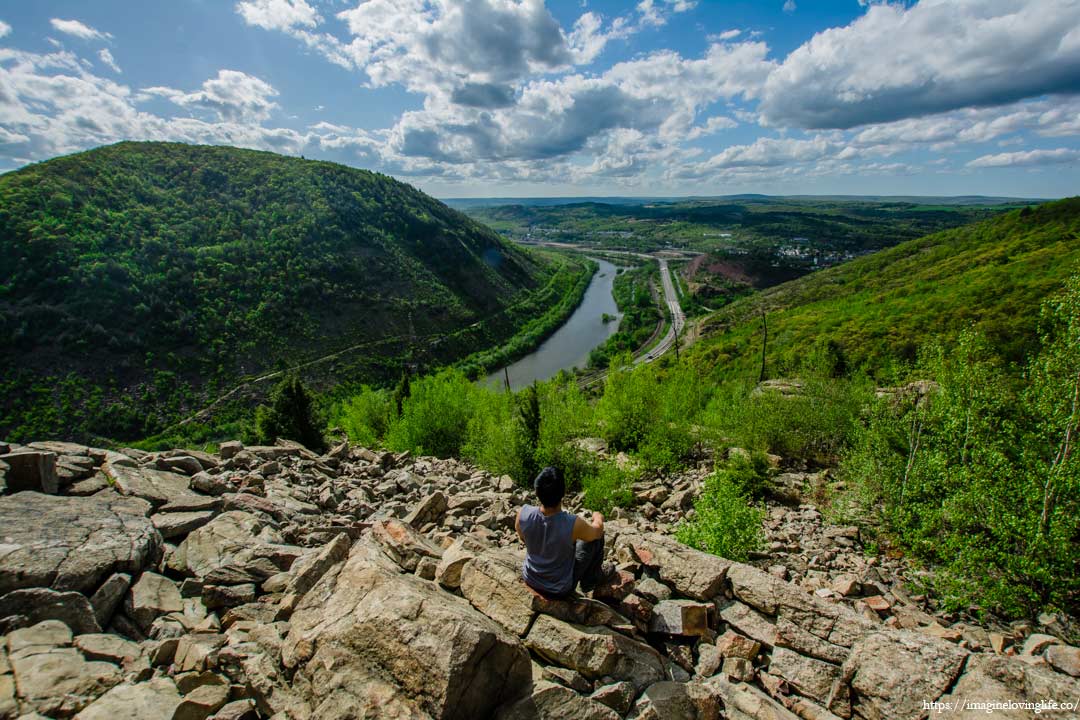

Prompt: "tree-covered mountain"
[0,142,576,442]
[692,197,1080,380]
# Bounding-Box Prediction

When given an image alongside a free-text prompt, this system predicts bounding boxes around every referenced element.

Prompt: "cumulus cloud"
[761,0,1080,129]
[0,21,11,38]
[387,40,774,165]
[98,48,121,74]
[49,18,112,41]
[638,0,698,28]
[143,70,279,123]
[235,0,320,30]
[967,147,1080,168]
[783,1,796,13]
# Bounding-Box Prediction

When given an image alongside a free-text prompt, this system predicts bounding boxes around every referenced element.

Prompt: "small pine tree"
[255,375,326,452]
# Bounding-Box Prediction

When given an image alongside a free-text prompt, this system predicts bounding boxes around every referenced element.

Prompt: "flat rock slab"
[495,680,620,720]
[830,629,968,720]
[282,537,532,720]
[104,462,201,509]
[0,587,101,634]
[614,530,731,601]
[150,511,216,540]
[173,511,290,581]
[0,492,159,595]
[73,677,182,720]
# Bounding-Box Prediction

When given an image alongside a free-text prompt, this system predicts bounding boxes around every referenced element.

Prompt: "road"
[578,253,687,388]
[637,257,685,365]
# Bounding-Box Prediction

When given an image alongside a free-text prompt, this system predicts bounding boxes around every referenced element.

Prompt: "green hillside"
[693,198,1080,380]
[0,142,582,442]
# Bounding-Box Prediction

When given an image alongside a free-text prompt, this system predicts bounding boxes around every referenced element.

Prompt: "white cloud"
[386,40,774,165]
[98,48,121,74]
[235,0,319,30]
[143,70,279,123]
[967,147,1080,168]
[783,0,796,13]
[49,18,112,41]
[0,21,11,38]
[637,0,698,28]
[687,115,738,139]
[761,0,1080,129]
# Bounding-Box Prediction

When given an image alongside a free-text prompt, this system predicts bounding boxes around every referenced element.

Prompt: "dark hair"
[534,466,565,508]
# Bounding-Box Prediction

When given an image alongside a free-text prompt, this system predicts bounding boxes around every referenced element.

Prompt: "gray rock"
[277,532,351,618]
[403,491,448,528]
[768,647,841,704]
[124,572,183,633]
[0,492,158,595]
[828,630,968,720]
[72,677,182,720]
[938,653,1080,720]
[495,680,620,720]
[7,622,122,717]
[369,518,443,572]
[173,682,229,720]
[89,574,131,630]
[629,680,722,720]
[1046,644,1080,677]
[202,584,256,610]
[0,452,58,494]
[173,512,291,581]
[525,614,665,691]
[218,442,243,461]
[150,511,216,540]
[435,535,491,589]
[649,600,711,637]
[0,587,101,634]
[104,462,198,509]
[281,537,532,720]
[590,681,637,716]
[615,532,730,601]
[73,634,141,664]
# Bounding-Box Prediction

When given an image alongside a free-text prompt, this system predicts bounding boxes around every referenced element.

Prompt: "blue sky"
[1,0,1078,198]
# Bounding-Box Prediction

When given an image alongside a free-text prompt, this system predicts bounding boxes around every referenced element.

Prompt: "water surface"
[485,257,621,390]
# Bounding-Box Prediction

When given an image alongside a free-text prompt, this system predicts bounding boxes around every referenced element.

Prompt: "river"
[484,257,622,390]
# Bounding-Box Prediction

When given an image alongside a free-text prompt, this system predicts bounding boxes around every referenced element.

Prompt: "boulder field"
[0,438,1077,719]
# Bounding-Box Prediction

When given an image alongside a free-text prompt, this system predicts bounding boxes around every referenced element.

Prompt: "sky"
[0,0,1078,198]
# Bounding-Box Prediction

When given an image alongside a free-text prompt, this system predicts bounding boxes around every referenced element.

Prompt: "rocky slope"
[0,438,1077,719]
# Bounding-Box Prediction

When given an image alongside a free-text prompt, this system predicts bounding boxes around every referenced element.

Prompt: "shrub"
[385,369,477,458]
[676,462,765,562]
[836,280,1080,618]
[463,388,531,483]
[331,385,394,448]
[255,375,326,452]
[581,461,635,515]
[701,370,872,465]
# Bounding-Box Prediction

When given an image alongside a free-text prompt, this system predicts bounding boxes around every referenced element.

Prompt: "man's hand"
[573,511,605,543]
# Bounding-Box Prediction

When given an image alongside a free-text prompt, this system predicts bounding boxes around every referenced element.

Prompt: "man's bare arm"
[572,512,604,542]
[515,508,525,543]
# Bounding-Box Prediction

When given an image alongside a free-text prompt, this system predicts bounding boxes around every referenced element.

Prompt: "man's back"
[519,505,576,597]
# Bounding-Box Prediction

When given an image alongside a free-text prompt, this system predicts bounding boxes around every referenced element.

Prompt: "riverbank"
[482,257,622,390]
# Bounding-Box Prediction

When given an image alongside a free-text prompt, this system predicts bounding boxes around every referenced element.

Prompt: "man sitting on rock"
[515,466,614,598]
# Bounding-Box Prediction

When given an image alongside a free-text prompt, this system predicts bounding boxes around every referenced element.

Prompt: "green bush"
[581,462,635,515]
[385,369,478,458]
[836,278,1080,618]
[463,388,531,482]
[255,375,326,452]
[330,385,394,448]
[701,368,872,465]
[676,462,765,562]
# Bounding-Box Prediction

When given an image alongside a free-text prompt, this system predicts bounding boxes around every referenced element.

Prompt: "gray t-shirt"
[520,505,576,597]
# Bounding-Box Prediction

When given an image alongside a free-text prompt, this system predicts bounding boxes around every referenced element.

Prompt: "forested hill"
[693,197,1080,379]
[0,142,559,442]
